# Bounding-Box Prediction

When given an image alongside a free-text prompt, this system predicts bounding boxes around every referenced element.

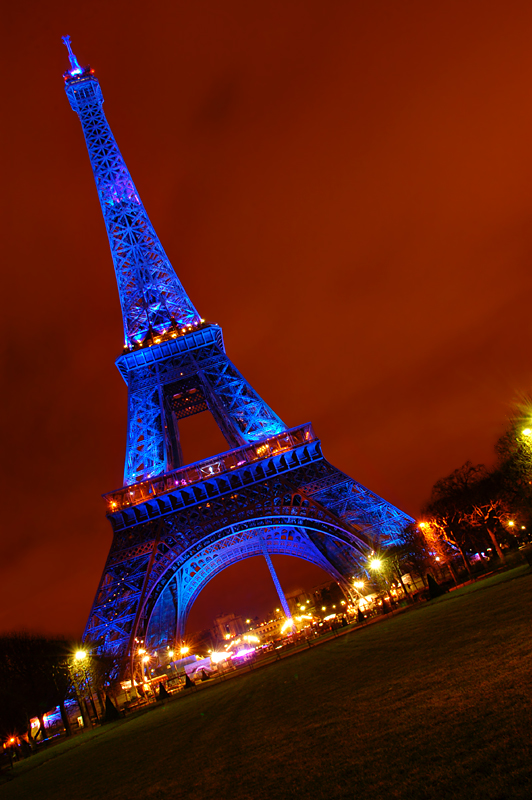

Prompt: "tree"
[394,522,435,584]
[0,634,74,743]
[422,462,513,567]
[495,400,532,529]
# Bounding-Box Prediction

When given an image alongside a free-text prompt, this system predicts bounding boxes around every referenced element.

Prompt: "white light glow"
[281,618,295,633]
[210,651,231,664]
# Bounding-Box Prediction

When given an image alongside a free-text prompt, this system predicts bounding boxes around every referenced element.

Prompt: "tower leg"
[258,535,293,625]
[174,568,188,644]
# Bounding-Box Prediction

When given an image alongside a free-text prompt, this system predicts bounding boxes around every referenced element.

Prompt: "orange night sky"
[3,0,532,637]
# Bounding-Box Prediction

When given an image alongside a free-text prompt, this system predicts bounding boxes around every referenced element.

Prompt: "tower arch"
[140,514,370,649]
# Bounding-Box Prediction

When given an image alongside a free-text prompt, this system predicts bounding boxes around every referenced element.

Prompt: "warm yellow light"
[281,618,295,633]
[300,605,306,611]
[354,581,364,589]
[321,606,326,611]
[522,428,532,437]
[168,650,174,658]
[418,521,427,528]
[180,646,190,655]
[74,650,87,661]
[138,648,146,655]
[211,651,231,664]
[508,520,515,527]
[369,558,382,570]
[142,655,150,663]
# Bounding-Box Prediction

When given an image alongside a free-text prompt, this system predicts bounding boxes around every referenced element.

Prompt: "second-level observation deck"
[105,423,316,515]
[114,322,224,381]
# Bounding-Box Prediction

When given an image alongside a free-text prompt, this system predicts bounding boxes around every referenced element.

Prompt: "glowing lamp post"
[369,556,391,613]
[70,649,93,729]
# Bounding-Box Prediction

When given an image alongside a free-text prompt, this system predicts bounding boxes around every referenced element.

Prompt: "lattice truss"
[146,525,352,650]
[63,52,414,673]
[287,460,410,550]
[84,448,411,661]
[64,73,200,347]
[120,328,286,484]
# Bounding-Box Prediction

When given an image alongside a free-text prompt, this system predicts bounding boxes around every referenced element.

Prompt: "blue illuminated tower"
[63,40,412,672]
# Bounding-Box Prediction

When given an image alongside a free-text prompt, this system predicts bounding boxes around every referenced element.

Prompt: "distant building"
[286,588,312,615]
[250,618,285,643]
[213,613,246,641]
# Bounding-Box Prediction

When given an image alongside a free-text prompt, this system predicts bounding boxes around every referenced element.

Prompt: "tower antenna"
[62,35,82,75]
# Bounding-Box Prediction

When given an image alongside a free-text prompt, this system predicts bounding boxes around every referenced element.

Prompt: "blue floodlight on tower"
[62,40,413,675]
[62,36,200,348]
[63,40,286,485]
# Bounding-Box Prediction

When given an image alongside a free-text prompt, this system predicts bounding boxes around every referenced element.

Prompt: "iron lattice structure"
[63,42,413,670]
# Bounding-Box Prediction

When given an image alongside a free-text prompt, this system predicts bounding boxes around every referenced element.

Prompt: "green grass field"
[4,567,532,800]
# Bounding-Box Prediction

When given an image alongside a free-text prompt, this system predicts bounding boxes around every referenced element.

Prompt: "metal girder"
[107,426,321,529]
[64,69,200,347]
[118,330,286,485]
[144,524,351,650]
[62,46,414,677]
[82,456,409,662]
[64,63,285,486]
[84,503,370,658]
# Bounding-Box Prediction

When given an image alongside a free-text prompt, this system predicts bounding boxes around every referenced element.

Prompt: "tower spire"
[61,35,83,76]
[62,40,201,349]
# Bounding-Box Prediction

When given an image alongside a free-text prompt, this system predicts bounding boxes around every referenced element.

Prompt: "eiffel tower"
[62,39,412,672]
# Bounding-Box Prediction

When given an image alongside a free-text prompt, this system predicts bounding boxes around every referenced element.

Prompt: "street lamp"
[70,649,94,729]
[74,649,87,662]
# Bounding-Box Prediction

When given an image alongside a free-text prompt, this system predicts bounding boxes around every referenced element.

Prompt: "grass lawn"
[3,566,532,799]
